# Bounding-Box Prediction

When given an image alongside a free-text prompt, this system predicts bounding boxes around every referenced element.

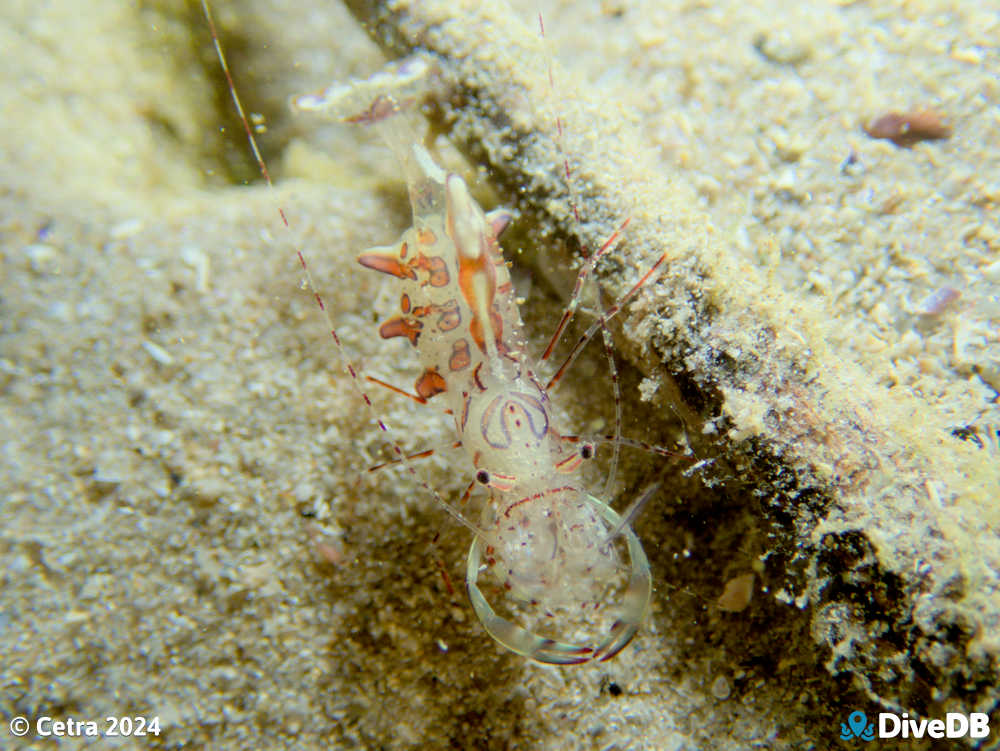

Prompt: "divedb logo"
[838,710,991,742]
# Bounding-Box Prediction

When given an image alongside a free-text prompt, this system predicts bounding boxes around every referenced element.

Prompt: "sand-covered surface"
[2,0,997,748]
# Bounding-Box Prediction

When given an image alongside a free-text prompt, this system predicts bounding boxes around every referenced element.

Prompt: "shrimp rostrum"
[294,56,655,664]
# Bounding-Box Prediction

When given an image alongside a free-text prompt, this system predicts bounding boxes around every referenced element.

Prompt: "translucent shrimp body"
[295,57,651,664]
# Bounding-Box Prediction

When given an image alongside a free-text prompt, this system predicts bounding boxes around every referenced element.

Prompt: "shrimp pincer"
[294,55,653,664]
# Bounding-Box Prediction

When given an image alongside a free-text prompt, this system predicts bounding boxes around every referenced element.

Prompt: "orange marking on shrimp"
[408,299,461,332]
[400,293,411,314]
[459,479,476,506]
[468,317,485,353]
[415,367,447,399]
[449,339,471,372]
[457,253,496,353]
[412,253,450,287]
[438,300,461,331]
[379,315,422,345]
[358,246,416,280]
[446,185,502,354]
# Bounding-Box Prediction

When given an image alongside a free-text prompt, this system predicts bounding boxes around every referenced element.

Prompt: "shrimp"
[203,0,663,663]
[293,57,666,664]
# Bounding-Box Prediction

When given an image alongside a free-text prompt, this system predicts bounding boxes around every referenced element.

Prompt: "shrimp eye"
[476,469,490,485]
[580,442,595,460]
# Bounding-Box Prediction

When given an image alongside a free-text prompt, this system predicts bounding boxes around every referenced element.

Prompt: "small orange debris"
[863,110,952,148]
[717,572,755,613]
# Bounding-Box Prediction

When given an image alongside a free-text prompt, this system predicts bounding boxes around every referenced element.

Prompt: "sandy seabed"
[2,0,998,748]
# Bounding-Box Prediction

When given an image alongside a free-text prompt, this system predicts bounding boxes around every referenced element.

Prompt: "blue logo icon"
[840,710,875,741]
